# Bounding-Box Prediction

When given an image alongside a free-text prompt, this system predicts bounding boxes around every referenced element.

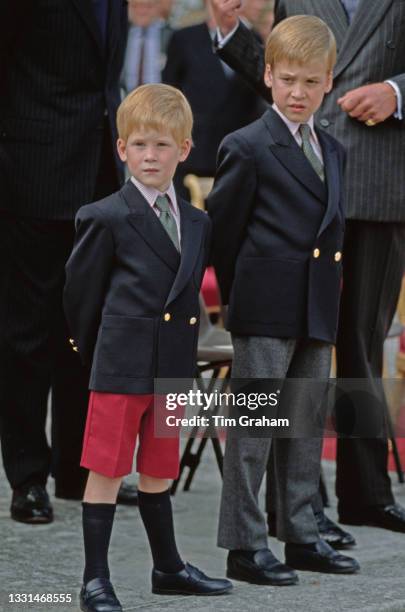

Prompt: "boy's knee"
[138,473,170,493]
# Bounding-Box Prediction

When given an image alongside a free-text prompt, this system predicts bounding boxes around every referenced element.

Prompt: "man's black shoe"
[227,549,298,586]
[315,511,356,549]
[152,562,233,595]
[339,503,405,533]
[285,539,360,574]
[80,578,122,612]
[116,481,138,506]
[11,485,53,524]
[269,511,356,549]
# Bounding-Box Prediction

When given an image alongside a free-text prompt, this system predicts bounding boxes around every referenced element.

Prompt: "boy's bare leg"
[83,471,122,503]
[138,474,169,493]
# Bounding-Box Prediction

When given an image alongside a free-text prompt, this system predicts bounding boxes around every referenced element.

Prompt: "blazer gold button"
[69,338,75,345]
[189,317,197,325]
[164,313,171,322]
[334,251,342,262]
[73,346,79,352]
[313,248,320,258]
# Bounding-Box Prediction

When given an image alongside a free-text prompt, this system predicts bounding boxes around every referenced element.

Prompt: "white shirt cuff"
[216,21,240,48]
[385,80,403,120]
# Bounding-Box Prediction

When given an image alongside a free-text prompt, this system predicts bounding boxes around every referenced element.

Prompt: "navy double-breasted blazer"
[64,181,211,393]
[207,107,346,344]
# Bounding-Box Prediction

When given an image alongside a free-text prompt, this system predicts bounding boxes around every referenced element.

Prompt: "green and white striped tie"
[155,195,180,251]
[299,124,324,182]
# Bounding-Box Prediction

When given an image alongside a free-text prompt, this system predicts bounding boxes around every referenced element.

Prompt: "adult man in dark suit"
[162,5,265,197]
[0,0,133,523]
[121,0,174,96]
[211,0,405,536]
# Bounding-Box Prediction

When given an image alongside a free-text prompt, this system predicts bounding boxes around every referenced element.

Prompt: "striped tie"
[155,195,180,251]
[299,124,324,182]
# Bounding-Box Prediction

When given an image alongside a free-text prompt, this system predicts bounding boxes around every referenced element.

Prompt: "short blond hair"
[265,15,336,72]
[117,84,193,144]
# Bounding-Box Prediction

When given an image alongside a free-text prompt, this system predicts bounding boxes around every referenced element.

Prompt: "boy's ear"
[117,138,127,162]
[264,64,273,89]
[325,71,333,93]
[178,138,192,163]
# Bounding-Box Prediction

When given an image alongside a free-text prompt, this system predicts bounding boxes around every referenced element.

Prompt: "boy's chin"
[285,109,313,123]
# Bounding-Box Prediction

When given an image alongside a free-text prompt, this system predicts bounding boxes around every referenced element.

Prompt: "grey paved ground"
[1,452,405,612]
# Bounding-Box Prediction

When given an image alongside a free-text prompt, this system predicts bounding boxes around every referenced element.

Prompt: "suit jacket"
[64,180,211,394]
[163,22,266,176]
[0,0,127,220]
[217,0,405,222]
[207,108,345,343]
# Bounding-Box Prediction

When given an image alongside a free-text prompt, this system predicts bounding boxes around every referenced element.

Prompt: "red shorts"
[80,392,182,479]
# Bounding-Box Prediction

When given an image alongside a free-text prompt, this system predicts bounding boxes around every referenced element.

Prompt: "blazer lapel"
[316,131,340,236]
[122,181,180,273]
[264,110,327,204]
[165,199,205,307]
[310,0,348,52]
[334,0,393,79]
[70,0,105,58]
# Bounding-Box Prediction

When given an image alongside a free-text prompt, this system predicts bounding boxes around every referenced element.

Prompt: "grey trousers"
[217,336,331,550]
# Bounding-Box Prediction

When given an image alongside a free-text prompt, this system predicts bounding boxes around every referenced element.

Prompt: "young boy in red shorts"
[64,83,232,612]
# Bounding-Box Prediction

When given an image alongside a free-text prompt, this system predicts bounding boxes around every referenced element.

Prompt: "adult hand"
[337,83,397,125]
[209,0,242,36]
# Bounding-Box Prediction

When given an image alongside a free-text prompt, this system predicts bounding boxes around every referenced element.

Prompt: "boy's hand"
[209,0,242,36]
[337,83,397,125]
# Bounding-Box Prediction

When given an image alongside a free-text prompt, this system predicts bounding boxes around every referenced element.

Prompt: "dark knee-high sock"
[138,489,184,573]
[82,502,116,583]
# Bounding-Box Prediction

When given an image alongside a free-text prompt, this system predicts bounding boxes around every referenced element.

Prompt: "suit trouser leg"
[335,220,405,513]
[0,214,77,489]
[217,337,329,549]
[272,340,331,543]
[51,120,119,497]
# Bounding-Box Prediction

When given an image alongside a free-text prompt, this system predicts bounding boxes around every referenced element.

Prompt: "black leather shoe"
[315,511,356,549]
[116,481,138,506]
[268,511,356,549]
[152,562,233,595]
[340,503,405,533]
[227,549,298,586]
[80,578,122,611]
[11,485,53,524]
[285,539,360,574]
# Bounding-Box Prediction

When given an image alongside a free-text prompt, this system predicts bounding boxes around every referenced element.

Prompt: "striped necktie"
[341,0,360,23]
[155,195,180,251]
[299,124,324,182]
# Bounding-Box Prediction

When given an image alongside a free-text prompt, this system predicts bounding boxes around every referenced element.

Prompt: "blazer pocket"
[97,315,154,378]
[232,257,307,323]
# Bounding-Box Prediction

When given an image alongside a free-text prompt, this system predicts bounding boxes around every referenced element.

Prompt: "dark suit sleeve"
[63,206,115,366]
[216,21,271,102]
[162,31,184,88]
[0,1,34,78]
[207,133,257,304]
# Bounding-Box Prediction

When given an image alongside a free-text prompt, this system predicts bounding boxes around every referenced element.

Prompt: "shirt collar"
[272,103,317,141]
[130,176,178,214]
